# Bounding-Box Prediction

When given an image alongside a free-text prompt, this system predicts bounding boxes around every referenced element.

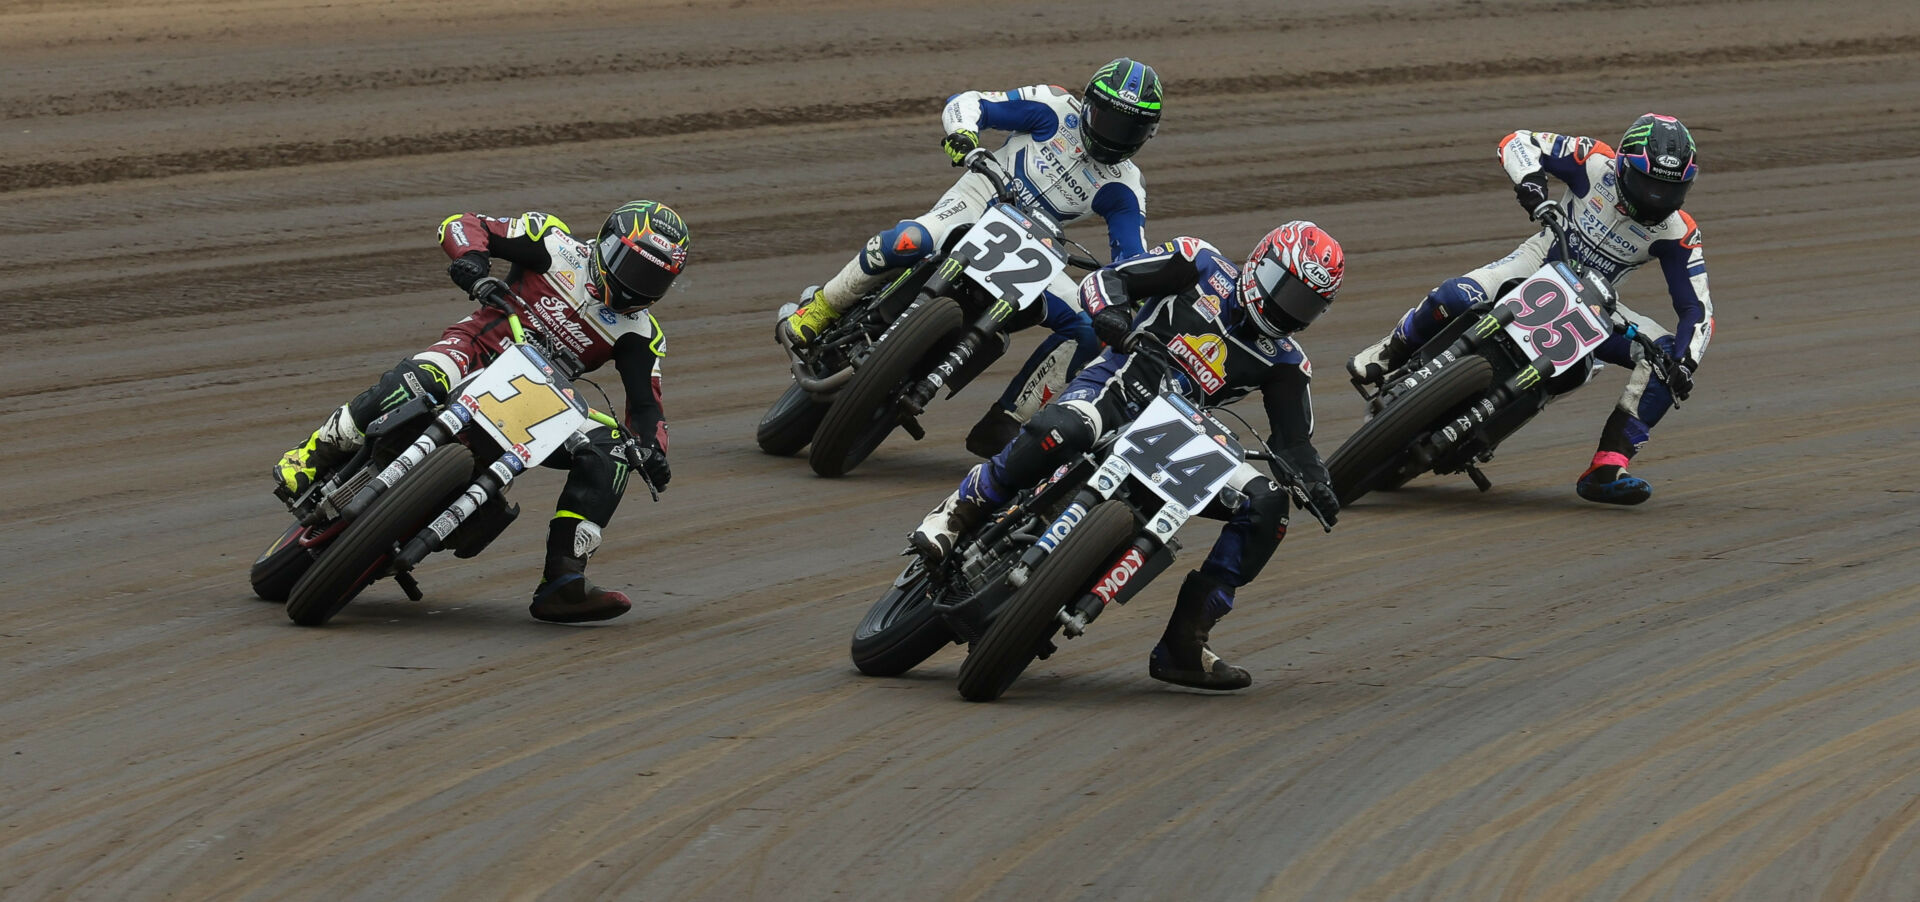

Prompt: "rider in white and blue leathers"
[781,59,1164,453]
[1347,114,1712,505]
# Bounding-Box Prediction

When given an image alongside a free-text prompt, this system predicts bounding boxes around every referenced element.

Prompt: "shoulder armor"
[507,211,571,240]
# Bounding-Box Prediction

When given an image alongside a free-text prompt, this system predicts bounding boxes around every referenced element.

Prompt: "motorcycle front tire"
[808,296,965,478]
[285,444,474,626]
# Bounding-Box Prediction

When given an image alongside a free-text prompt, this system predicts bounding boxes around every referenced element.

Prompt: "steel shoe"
[1148,571,1252,690]
[530,556,632,623]
[964,405,1022,459]
[1576,466,1653,505]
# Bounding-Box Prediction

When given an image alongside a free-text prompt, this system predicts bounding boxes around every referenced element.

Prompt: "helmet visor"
[1082,102,1156,163]
[597,234,677,310]
[1618,164,1691,224]
[1253,257,1330,332]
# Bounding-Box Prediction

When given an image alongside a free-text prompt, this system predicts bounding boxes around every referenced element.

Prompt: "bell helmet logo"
[1092,547,1147,603]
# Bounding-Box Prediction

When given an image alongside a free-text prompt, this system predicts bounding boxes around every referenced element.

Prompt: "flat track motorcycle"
[850,340,1333,702]
[250,285,655,625]
[756,150,1102,476]
[1328,207,1689,505]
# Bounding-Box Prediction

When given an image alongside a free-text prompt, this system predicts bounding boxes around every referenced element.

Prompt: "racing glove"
[467,276,512,308]
[1653,335,1695,401]
[1514,171,1553,220]
[636,445,671,490]
[1091,305,1134,348]
[447,251,491,293]
[1306,481,1340,527]
[942,130,980,166]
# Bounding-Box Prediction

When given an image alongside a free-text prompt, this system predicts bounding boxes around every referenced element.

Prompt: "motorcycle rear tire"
[285,444,474,626]
[250,522,316,602]
[756,381,830,457]
[850,560,955,676]
[808,296,965,478]
[1327,355,1494,506]
[956,499,1134,702]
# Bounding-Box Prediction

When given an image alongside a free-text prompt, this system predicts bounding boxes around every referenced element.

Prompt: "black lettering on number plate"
[967,219,1024,270]
[982,248,1053,300]
[1121,419,1237,508]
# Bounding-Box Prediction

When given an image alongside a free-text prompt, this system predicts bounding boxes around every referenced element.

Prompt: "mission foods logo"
[1168,333,1228,394]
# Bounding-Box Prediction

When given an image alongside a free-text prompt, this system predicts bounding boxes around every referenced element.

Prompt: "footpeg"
[900,414,926,441]
[394,570,424,601]
[1465,464,1492,492]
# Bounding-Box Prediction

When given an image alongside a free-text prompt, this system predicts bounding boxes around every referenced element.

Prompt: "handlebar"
[1532,206,1689,403]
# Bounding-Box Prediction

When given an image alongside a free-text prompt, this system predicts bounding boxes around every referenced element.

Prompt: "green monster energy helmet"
[592,200,689,312]
[1081,58,1163,166]
[1614,114,1698,226]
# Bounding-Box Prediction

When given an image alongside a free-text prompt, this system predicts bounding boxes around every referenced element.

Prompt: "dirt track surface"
[4,1,1919,898]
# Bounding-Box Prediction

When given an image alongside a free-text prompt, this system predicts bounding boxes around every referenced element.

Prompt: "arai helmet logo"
[1657,154,1682,168]
[1298,259,1334,290]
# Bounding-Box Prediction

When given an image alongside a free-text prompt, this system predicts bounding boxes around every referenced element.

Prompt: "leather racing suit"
[941,237,1327,648]
[809,84,1153,430]
[1383,130,1713,461]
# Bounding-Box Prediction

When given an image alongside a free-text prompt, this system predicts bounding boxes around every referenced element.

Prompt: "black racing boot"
[1148,571,1253,690]
[964,404,1023,459]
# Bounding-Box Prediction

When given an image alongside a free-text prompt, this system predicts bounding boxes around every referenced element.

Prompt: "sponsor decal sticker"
[1064,113,1079,129]
[1192,293,1222,321]
[1167,333,1228,394]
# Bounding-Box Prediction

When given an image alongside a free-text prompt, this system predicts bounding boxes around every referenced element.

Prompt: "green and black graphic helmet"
[1615,114,1697,226]
[1081,58,1163,165]
[591,200,690,312]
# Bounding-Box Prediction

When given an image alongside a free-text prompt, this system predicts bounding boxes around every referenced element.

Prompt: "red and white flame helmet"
[1239,220,1344,337]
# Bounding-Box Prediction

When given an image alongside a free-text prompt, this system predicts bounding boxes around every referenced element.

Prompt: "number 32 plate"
[950,203,1067,311]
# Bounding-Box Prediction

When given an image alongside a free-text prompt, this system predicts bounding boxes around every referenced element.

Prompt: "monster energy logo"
[1621,123,1655,150]
[989,299,1014,321]
[1516,368,1543,389]
[1474,317,1500,337]
[938,258,964,281]
[612,461,629,495]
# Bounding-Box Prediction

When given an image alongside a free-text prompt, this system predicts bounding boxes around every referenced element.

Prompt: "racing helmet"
[1081,58,1163,166]
[591,200,689,313]
[1615,114,1697,226]
[1239,221,1344,338]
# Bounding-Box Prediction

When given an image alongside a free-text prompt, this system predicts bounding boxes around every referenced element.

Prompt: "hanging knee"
[860,221,936,274]
[347,358,452,426]
[554,428,626,526]
[1399,277,1488,345]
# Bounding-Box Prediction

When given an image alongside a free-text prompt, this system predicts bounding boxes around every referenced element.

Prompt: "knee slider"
[1026,401,1098,455]
[1245,478,1292,535]
[872,220,935,270]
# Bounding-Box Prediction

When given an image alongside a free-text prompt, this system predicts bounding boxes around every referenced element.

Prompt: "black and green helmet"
[1614,114,1697,226]
[592,200,689,312]
[1081,58,1162,165]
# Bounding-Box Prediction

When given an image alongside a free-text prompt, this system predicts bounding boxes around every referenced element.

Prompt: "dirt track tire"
[955,500,1134,702]
[756,381,830,457]
[850,560,956,676]
[285,444,474,627]
[808,297,964,478]
[1328,355,1494,506]
[250,521,317,602]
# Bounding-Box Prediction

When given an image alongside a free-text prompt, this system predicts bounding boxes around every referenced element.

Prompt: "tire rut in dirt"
[808,296,964,478]
[1328,355,1495,506]
[850,559,956,677]
[284,444,475,626]
[955,500,1136,703]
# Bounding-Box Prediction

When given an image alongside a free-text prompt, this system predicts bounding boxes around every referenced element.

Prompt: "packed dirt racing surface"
[4,0,1918,898]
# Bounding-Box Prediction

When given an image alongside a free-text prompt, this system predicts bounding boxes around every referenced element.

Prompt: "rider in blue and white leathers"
[1347,115,1713,504]
[781,59,1164,453]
